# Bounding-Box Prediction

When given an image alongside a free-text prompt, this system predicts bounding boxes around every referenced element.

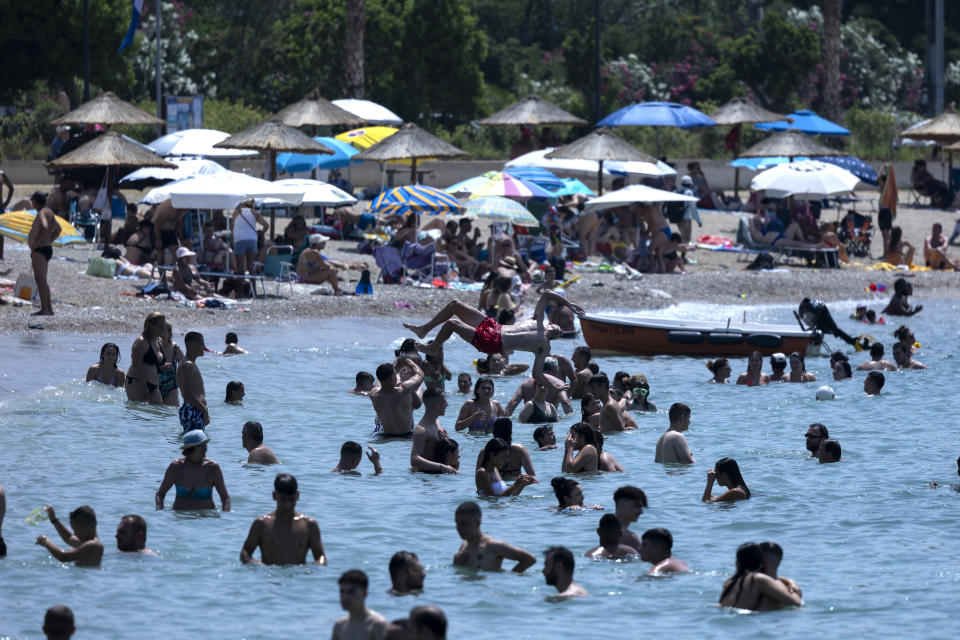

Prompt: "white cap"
[815,385,836,401]
[176,246,196,259]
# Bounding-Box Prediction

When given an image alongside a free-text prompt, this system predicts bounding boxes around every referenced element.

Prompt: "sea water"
[1,300,959,639]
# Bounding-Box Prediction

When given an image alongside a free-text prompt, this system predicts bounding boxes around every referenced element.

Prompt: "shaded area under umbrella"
[50,91,164,127]
[545,127,657,195]
[899,103,960,189]
[709,97,785,198]
[478,95,587,126]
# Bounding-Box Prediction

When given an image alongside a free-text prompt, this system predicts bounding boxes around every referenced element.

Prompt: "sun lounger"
[735,217,839,268]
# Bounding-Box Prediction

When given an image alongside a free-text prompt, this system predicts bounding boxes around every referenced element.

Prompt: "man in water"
[389,551,426,596]
[892,341,927,370]
[27,191,61,316]
[331,570,389,640]
[804,423,829,456]
[654,403,695,464]
[177,331,209,432]
[240,473,326,565]
[370,358,423,437]
[35,505,103,567]
[768,352,787,382]
[332,441,383,475]
[543,546,589,598]
[242,421,280,464]
[864,371,885,397]
[456,373,472,394]
[613,485,647,552]
[882,278,922,316]
[223,332,248,355]
[349,371,377,395]
[453,501,536,572]
[856,343,897,371]
[818,439,842,464]
[43,605,75,640]
[115,514,157,556]
[568,346,594,400]
[411,388,457,474]
[409,605,447,640]
[585,514,638,559]
[590,372,634,432]
[502,357,572,415]
[758,542,802,610]
[638,528,690,575]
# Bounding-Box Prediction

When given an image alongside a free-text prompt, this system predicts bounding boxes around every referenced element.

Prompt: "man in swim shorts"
[240,473,326,565]
[638,528,690,575]
[543,546,589,598]
[177,332,209,431]
[115,514,157,556]
[27,192,61,316]
[453,501,536,573]
[242,421,280,464]
[370,358,423,437]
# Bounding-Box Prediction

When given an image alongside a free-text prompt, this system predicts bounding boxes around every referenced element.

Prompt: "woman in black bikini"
[718,542,801,610]
[517,383,559,424]
[125,311,166,404]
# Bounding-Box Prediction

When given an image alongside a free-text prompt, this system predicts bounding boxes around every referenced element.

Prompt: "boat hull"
[580,314,819,357]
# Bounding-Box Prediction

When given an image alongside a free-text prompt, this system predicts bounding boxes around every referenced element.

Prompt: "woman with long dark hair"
[86,342,124,387]
[550,477,602,511]
[561,423,599,473]
[702,457,751,503]
[785,351,816,383]
[718,542,801,610]
[885,226,915,266]
[475,437,537,497]
[705,358,731,384]
[455,376,503,433]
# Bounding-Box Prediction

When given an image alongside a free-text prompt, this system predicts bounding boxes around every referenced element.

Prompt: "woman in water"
[225,381,245,405]
[702,457,751,503]
[562,423,599,473]
[432,437,460,473]
[475,437,537,497]
[718,542,802,610]
[736,351,769,386]
[86,342,124,387]
[893,324,919,353]
[518,383,559,424]
[550,477,603,511]
[489,417,535,477]
[155,430,230,511]
[580,394,602,428]
[832,360,853,381]
[706,358,731,384]
[455,376,504,432]
[594,431,625,472]
[784,352,816,383]
[159,321,184,406]
[125,311,167,404]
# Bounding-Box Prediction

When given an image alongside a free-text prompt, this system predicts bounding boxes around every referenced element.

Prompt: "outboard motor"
[796,298,871,350]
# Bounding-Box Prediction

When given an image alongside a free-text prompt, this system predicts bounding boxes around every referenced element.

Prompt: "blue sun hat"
[181,429,210,450]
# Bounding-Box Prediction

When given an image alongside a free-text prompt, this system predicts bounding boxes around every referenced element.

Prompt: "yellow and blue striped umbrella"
[0,210,87,246]
[368,185,465,217]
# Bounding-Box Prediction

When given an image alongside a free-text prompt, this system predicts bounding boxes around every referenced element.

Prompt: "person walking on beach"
[639,528,690,575]
[115,514,157,556]
[331,570,388,639]
[411,388,457,474]
[585,514,638,559]
[43,605,75,640]
[177,331,209,432]
[241,473,326,565]
[543,546,588,598]
[35,505,103,567]
[613,485,647,552]
[654,403,695,464]
[27,191,61,316]
[242,421,279,464]
[370,357,423,437]
[156,430,230,511]
[452,501,536,572]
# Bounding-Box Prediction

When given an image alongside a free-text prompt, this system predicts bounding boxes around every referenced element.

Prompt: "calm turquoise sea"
[1,300,959,639]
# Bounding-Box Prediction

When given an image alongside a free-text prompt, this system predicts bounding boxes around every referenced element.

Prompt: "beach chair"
[70,208,100,244]
[373,245,404,283]
[255,245,295,296]
[838,211,873,258]
[735,217,839,268]
[401,240,449,284]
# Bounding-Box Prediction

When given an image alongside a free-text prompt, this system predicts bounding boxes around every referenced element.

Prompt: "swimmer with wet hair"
[785,351,816,383]
[758,542,802,609]
[456,372,472,394]
[241,473,326,565]
[702,457,751,502]
[35,505,104,567]
[832,360,853,381]
[655,403,695,464]
[856,343,897,371]
[86,342,124,387]
[350,371,377,395]
[115,514,156,556]
[613,485,647,551]
[224,380,245,405]
[409,605,448,640]
[453,501,536,572]
[817,439,842,464]
[805,423,829,455]
[585,514,638,559]
[389,551,425,596]
[892,341,927,370]
[333,441,382,475]
[332,570,388,639]
[551,477,603,511]
[43,605,75,640]
[719,542,802,610]
[223,332,248,355]
[242,420,279,464]
[432,437,460,472]
[864,371,885,397]
[594,430,625,472]
[737,350,770,386]
[533,425,558,450]
[543,546,589,598]
[563,422,600,472]
[639,528,690,575]
[706,358,731,383]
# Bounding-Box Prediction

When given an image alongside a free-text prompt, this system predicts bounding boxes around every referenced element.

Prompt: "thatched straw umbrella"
[738,130,844,160]
[50,91,163,127]
[353,122,467,185]
[46,131,173,170]
[710,97,784,197]
[545,127,656,194]
[478,95,586,126]
[899,103,960,189]
[273,89,368,128]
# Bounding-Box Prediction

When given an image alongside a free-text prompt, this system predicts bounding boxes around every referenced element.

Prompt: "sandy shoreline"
[2,200,958,336]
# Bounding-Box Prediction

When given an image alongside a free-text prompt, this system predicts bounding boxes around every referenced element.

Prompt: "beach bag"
[665,201,684,224]
[745,252,776,271]
[14,273,38,301]
[138,282,171,297]
[86,256,116,278]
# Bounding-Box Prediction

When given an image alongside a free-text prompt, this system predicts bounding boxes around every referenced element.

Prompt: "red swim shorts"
[471,317,503,355]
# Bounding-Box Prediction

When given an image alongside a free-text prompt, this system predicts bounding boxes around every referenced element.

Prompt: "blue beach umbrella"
[755,110,850,136]
[368,185,465,218]
[552,178,595,197]
[276,136,360,173]
[812,156,878,185]
[598,101,716,129]
[729,156,810,171]
[503,166,565,191]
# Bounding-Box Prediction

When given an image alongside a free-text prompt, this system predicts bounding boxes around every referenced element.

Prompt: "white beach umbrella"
[259,179,357,207]
[119,157,228,187]
[505,148,674,177]
[148,129,259,158]
[332,99,403,125]
[583,184,698,213]
[750,160,860,199]
[139,171,305,209]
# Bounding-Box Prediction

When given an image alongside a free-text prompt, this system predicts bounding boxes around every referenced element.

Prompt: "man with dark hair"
[639,528,690,575]
[332,570,388,639]
[241,473,326,565]
[655,403,695,464]
[589,372,633,433]
[177,331,209,431]
[411,388,457,474]
[543,546,588,597]
[43,604,75,640]
[804,423,829,456]
[409,605,447,640]
[333,441,382,474]
[350,371,377,395]
[856,343,897,371]
[613,485,647,551]
[818,439,842,464]
[115,514,156,556]
[370,357,424,437]
[242,420,279,464]
[28,191,61,316]
[453,501,535,572]
[759,542,802,610]
[223,332,248,355]
[864,371,885,397]
[585,514,638,559]
[389,551,425,596]
[35,505,103,567]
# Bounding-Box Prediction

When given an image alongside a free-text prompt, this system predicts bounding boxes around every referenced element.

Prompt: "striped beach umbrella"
[445,171,553,200]
[464,196,540,227]
[368,185,465,217]
[0,210,87,246]
[503,166,565,191]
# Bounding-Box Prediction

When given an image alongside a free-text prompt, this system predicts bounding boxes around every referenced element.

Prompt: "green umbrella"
[464,196,540,227]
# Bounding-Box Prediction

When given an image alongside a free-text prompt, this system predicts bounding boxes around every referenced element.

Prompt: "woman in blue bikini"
[455,376,504,433]
[474,437,537,497]
[156,430,231,511]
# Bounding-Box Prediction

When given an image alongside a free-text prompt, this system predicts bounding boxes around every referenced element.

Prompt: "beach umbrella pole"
[269,150,278,237]
[597,160,604,196]
[411,157,419,185]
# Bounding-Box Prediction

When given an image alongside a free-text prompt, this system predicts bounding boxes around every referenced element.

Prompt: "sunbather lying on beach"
[748,214,813,248]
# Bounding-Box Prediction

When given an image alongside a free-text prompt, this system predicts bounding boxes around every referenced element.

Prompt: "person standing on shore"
[177,332,210,432]
[27,192,61,316]
[241,473,325,565]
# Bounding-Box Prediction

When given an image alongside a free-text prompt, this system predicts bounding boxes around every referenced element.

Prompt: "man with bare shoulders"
[35,505,104,567]
[370,358,423,437]
[43,604,75,640]
[585,514,639,559]
[152,200,185,264]
[758,541,802,610]
[453,501,535,572]
[350,371,378,396]
[331,570,389,640]
[864,371,885,397]
[242,421,279,464]
[613,485,647,552]
[333,441,383,474]
[28,192,61,316]
[409,605,447,640]
[543,546,588,598]
[115,514,158,556]
[654,403,695,464]
[639,528,690,575]
[856,343,897,371]
[241,473,326,565]
[503,357,572,415]
[590,372,634,432]
[223,332,248,355]
[177,332,209,432]
[568,347,594,400]
[411,387,457,474]
[389,551,426,596]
